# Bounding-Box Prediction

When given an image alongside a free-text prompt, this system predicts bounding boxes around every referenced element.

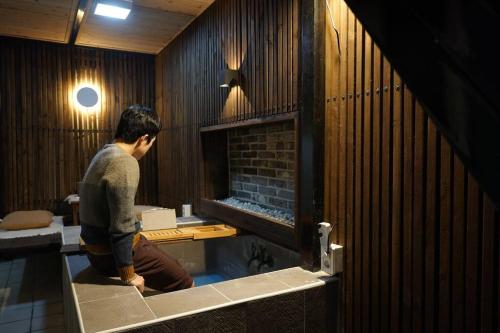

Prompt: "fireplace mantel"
[200,112,298,133]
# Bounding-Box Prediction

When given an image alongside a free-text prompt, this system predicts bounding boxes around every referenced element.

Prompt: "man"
[79,105,193,293]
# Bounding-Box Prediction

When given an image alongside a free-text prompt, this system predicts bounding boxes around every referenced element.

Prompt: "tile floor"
[0,251,64,333]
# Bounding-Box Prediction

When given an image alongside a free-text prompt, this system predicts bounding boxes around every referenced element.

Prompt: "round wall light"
[74,84,100,112]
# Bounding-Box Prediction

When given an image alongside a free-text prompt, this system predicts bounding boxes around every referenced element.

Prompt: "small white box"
[182,204,192,217]
[321,244,343,275]
[141,208,177,231]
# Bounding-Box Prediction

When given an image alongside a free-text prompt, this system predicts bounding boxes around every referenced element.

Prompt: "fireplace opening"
[200,115,297,248]
[222,121,295,225]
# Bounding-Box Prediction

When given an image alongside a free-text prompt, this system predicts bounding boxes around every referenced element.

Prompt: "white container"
[141,208,177,231]
[182,204,192,217]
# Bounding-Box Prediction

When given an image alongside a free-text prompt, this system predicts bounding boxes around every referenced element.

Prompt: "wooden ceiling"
[0,0,214,54]
[0,0,78,44]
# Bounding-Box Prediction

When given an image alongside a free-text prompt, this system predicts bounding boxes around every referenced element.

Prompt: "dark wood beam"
[69,0,88,45]
[298,0,325,269]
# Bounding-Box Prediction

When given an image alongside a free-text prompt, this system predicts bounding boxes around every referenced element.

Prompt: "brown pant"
[87,237,193,292]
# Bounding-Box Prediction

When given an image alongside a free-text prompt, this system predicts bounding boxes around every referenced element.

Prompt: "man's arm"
[105,155,140,283]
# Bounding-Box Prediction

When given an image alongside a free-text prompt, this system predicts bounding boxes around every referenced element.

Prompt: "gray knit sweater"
[79,144,140,279]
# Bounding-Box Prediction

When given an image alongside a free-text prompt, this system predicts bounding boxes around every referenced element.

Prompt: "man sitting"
[79,105,193,292]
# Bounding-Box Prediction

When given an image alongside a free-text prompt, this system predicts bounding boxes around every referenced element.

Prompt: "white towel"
[64,194,80,204]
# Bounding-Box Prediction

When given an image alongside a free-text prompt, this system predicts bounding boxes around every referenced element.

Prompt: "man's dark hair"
[114,105,161,144]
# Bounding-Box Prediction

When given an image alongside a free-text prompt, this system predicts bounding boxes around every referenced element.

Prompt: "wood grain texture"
[155,0,300,214]
[135,0,214,16]
[0,0,78,43]
[0,37,157,214]
[0,0,214,54]
[324,1,500,332]
[76,0,196,54]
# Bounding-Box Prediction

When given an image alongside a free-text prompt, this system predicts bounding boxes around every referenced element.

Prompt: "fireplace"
[200,113,298,249]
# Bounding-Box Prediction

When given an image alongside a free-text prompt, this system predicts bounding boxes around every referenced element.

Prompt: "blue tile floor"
[0,251,64,333]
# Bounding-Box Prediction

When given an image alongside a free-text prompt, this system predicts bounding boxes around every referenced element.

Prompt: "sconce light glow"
[95,2,131,19]
[220,69,239,88]
[74,84,100,113]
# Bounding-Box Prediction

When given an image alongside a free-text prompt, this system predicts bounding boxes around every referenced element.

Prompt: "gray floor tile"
[33,286,62,302]
[2,282,33,306]
[146,285,230,318]
[32,302,63,318]
[0,252,64,332]
[212,273,290,301]
[0,274,8,288]
[0,301,33,312]
[32,325,65,333]
[266,266,329,288]
[72,268,134,303]
[0,262,12,272]
[34,275,62,289]
[11,258,27,269]
[0,288,6,306]
[32,298,62,307]
[0,304,33,323]
[0,318,31,333]
[10,272,35,283]
[79,292,155,333]
[31,313,64,331]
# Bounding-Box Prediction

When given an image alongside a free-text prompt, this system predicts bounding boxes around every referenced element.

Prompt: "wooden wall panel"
[0,37,157,215]
[155,0,300,213]
[324,1,500,332]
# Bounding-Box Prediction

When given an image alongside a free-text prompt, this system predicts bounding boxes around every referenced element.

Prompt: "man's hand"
[127,274,145,293]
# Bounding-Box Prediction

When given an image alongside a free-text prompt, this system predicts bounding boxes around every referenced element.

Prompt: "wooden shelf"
[199,112,298,133]
[140,224,237,243]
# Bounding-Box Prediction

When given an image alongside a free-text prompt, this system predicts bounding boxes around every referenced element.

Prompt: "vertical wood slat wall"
[0,38,157,215]
[155,0,300,213]
[324,1,500,332]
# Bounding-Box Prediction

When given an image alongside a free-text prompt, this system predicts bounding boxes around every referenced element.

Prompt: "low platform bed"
[0,216,64,253]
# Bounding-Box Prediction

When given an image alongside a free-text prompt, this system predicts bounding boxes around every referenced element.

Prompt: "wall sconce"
[220,69,240,88]
[74,84,100,112]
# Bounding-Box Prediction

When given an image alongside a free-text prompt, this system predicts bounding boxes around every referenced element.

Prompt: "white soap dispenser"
[318,222,343,275]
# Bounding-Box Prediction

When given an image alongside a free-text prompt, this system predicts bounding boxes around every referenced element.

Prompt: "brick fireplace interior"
[228,121,295,224]
[200,117,297,248]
